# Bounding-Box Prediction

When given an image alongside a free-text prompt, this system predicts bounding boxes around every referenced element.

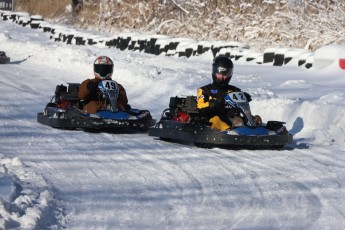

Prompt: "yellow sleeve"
[197,88,209,109]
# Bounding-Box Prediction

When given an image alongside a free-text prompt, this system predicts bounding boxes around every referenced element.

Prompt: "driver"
[196,55,262,131]
[78,56,130,114]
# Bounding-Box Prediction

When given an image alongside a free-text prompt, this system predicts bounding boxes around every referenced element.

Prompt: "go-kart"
[0,51,10,64]
[149,92,293,148]
[37,80,154,131]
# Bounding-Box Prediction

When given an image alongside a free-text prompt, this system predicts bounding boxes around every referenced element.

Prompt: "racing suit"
[197,83,244,131]
[78,78,129,114]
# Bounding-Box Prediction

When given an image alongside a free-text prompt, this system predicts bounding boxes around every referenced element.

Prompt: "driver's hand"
[209,98,225,110]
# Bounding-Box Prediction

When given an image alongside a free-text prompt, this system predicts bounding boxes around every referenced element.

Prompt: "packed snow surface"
[1,20,345,229]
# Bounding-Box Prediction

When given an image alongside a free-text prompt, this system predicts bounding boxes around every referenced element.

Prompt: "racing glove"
[87,81,98,91]
[227,107,238,118]
[209,98,225,111]
[125,104,132,111]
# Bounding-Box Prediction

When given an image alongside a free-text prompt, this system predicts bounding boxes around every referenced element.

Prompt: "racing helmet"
[94,56,114,80]
[212,55,234,87]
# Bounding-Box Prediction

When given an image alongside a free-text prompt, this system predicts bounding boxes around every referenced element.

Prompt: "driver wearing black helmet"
[197,55,262,131]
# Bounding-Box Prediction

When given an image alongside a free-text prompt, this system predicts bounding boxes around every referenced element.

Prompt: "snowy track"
[3,123,345,229]
[1,20,345,229]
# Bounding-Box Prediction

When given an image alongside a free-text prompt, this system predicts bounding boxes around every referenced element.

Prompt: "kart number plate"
[101,80,118,90]
[227,92,247,103]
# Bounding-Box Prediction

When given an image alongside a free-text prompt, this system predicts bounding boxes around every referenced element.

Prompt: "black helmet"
[212,55,234,87]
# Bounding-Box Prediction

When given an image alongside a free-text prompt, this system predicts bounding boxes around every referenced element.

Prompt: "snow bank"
[313,44,345,71]
[0,156,64,229]
[252,96,345,145]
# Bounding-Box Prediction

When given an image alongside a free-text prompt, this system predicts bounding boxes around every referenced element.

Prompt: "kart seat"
[169,96,199,114]
[64,83,80,102]
[55,83,80,106]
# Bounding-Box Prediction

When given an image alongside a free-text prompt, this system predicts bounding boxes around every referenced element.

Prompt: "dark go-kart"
[37,80,154,131]
[0,51,10,64]
[149,92,293,148]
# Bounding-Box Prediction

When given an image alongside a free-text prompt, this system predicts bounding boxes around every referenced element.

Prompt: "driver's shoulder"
[82,78,98,84]
[199,83,213,92]
[227,85,241,92]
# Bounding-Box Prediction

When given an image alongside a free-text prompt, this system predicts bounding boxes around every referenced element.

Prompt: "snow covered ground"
[1,19,345,229]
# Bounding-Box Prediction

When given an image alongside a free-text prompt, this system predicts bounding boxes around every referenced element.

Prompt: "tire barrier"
[263,48,277,63]
[1,10,10,20]
[0,10,325,69]
[30,15,44,29]
[244,52,263,64]
[14,11,29,25]
[297,52,314,68]
[263,47,314,68]
[305,56,314,69]
[273,48,291,66]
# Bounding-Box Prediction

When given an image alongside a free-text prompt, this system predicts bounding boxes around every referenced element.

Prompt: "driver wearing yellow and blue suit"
[197,55,261,131]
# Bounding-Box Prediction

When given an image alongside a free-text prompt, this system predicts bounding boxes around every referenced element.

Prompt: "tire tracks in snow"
[106,135,206,228]
[4,113,343,229]
[211,148,323,229]
[123,137,265,229]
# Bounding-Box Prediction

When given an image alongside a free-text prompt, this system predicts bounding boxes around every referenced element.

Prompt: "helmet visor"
[94,64,113,78]
[214,66,233,78]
